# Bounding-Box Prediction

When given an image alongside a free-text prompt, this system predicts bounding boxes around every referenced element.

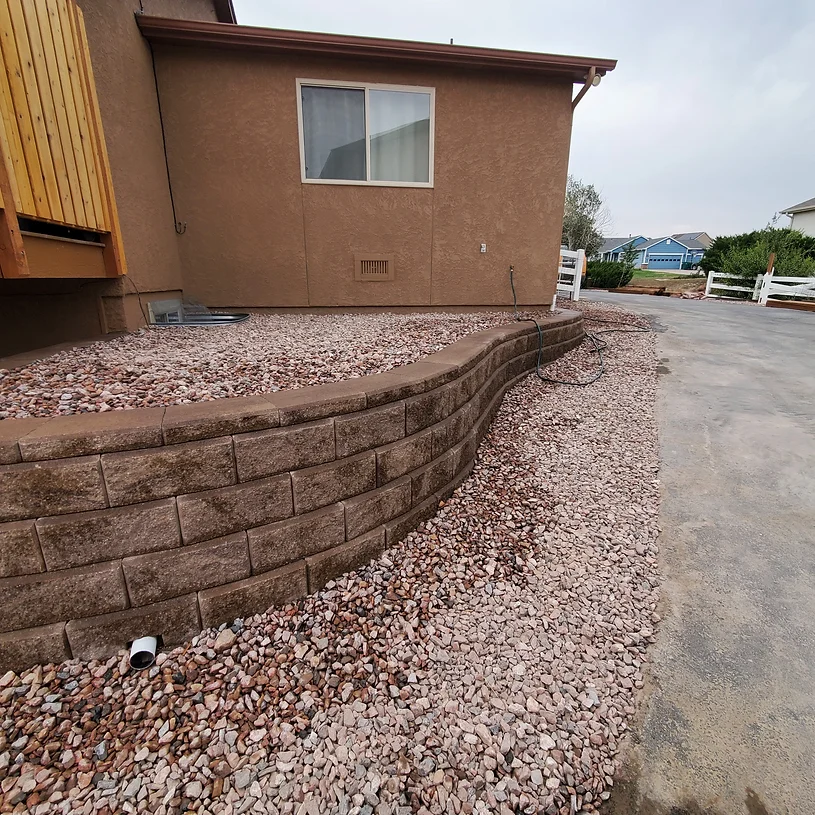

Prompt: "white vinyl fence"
[705,268,815,305]
[757,273,815,305]
[556,248,585,304]
[704,271,762,300]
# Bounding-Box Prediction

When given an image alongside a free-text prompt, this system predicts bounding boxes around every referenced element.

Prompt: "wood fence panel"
[6,0,64,221]
[46,0,95,227]
[56,0,103,228]
[21,0,77,223]
[0,0,49,217]
[32,0,84,225]
[0,0,115,235]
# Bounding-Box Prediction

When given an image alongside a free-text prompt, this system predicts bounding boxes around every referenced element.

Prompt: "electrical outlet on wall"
[480,243,487,253]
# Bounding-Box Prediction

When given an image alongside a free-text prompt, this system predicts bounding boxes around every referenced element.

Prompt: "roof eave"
[136,16,617,82]
[781,196,815,215]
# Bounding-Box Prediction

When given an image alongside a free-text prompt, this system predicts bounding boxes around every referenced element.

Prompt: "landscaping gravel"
[0,311,554,420]
[0,302,660,815]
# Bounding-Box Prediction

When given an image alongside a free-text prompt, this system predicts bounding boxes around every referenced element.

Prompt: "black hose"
[508,266,650,387]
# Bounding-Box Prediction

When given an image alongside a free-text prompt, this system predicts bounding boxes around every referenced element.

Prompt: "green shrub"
[586,260,634,289]
[701,228,815,277]
[717,232,815,282]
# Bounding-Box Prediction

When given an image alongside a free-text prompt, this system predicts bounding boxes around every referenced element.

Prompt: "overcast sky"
[233,0,814,239]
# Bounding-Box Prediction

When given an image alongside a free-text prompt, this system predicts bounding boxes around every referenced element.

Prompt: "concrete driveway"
[582,293,815,815]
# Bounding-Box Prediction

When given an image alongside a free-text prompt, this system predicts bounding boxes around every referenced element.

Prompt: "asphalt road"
[583,293,815,815]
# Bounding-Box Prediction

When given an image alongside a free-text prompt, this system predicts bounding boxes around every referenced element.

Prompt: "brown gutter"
[137,17,616,82]
[571,66,597,109]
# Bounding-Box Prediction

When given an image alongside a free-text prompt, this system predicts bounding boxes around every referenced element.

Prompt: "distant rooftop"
[781,197,815,215]
[600,233,712,253]
[636,235,703,251]
[670,232,713,250]
[600,236,644,253]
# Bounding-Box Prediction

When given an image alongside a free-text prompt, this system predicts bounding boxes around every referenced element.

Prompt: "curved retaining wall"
[0,312,583,672]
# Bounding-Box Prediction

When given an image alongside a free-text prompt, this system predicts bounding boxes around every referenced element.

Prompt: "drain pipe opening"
[129,636,158,670]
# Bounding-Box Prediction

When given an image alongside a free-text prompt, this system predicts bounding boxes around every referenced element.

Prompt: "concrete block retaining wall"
[0,312,583,672]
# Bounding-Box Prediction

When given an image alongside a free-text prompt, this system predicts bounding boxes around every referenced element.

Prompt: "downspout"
[572,67,599,110]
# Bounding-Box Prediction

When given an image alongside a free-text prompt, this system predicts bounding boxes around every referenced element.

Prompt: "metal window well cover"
[147,299,249,326]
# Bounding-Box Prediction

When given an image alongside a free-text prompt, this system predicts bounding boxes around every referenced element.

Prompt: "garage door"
[648,255,682,269]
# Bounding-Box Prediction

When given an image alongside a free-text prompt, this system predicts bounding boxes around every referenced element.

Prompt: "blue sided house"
[599,232,712,269]
[599,236,649,263]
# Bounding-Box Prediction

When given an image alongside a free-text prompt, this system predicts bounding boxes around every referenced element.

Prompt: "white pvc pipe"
[129,636,158,670]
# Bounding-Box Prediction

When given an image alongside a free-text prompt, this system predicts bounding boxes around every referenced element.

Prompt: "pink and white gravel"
[0,303,660,815]
[0,311,553,420]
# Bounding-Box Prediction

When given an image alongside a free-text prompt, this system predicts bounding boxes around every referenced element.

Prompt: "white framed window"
[296,79,435,188]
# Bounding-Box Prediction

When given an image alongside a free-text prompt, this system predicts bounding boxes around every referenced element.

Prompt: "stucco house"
[781,197,815,237]
[0,0,615,357]
[600,231,712,269]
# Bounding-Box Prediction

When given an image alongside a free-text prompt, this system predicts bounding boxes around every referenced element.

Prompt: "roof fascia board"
[137,16,617,82]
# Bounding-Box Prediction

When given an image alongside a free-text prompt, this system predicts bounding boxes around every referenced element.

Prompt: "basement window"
[297,80,434,187]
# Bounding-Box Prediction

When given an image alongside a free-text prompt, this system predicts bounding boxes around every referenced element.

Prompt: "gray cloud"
[233,0,815,237]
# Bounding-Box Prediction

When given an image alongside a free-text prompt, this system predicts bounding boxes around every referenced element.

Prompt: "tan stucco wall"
[155,49,574,308]
[141,0,218,20]
[79,0,216,297]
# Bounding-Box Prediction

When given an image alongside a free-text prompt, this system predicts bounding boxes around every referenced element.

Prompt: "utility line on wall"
[146,38,187,234]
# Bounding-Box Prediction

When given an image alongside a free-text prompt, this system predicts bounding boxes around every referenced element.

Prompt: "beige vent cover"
[355,254,394,281]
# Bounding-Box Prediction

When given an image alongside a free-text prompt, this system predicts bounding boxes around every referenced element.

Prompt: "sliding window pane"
[369,90,431,183]
[301,86,366,180]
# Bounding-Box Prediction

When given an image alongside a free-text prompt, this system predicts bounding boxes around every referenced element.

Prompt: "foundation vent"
[355,254,394,281]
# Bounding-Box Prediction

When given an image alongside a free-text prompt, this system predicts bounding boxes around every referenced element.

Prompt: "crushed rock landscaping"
[0,303,660,815]
[0,312,551,420]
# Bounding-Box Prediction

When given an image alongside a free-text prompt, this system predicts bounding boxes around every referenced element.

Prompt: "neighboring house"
[600,231,712,269]
[781,197,815,237]
[599,236,648,262]
[0,0,616,357]
[637,235,706,269]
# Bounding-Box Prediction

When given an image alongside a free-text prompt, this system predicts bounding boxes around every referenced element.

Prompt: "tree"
[620,240,639,267]
[561,175,610,258]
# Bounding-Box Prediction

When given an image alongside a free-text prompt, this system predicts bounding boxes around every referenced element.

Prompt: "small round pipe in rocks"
[129,636,158,670]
